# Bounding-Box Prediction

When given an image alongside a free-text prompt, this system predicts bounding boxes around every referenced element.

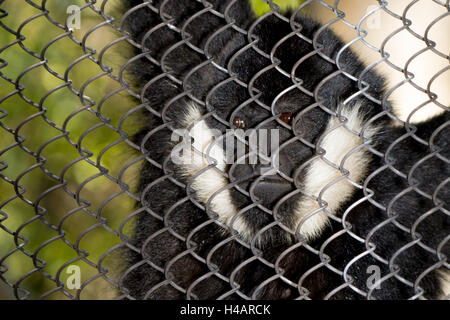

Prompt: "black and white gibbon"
[118,0,449,299]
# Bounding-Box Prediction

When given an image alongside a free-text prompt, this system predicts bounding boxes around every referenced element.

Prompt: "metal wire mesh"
[0,0,448,300]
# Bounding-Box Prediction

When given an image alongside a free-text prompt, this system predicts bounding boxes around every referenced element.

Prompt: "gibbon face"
[176,100,380,243]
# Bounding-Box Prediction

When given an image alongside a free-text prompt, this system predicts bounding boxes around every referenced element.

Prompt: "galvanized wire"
[0,0,448,300]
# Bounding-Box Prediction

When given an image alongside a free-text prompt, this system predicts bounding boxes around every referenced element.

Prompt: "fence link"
[0,0,448,300]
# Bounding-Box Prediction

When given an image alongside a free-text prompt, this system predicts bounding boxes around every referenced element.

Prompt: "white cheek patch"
[177,104,250,238]
[293,103,379,240]
[439,269,450,300]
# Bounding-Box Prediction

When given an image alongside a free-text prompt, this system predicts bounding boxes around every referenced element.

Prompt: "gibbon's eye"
[280,112,292,125]
[233,116,245,129]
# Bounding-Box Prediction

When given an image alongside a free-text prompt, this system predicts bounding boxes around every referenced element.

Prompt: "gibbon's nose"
[230,163,294,208]
[252,176,293,208]
[230,148,292,180]
[229,148,294,206]
[230,163,268,181]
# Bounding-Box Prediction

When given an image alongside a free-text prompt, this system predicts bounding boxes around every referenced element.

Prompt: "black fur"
[119,0,449,299]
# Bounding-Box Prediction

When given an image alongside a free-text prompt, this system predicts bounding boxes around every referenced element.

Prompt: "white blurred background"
[307,0,450,123]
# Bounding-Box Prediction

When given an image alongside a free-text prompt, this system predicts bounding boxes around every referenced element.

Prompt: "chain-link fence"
[0,0,448,300]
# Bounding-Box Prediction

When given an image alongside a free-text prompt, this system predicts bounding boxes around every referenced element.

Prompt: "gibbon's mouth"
[176,102,379,243]
[232,171,295,209]
[252,176,294,209]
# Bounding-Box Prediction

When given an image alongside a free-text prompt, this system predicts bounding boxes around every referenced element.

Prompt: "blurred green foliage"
[0,0,304,299]
[251,0,305,16]
[0,0,139,299]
